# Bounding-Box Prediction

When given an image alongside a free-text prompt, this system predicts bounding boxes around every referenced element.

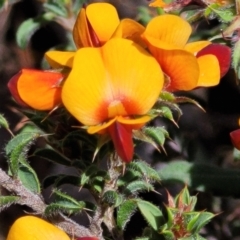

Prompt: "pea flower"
[7,216,70,240]
[60,38,164,163]
[8,69,63,110]
[141,14,231,91]
[73,2,145,48]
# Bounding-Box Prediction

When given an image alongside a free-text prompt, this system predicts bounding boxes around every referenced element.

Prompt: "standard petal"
[112,18,146,47]
[142,15,192,49]
[150,47,199,91]
[14,69,63,110]
[196,54,220,87]
[62,38,163,126]
[45,51,75,68]
[185,41,211,55]
[86,3,120,45]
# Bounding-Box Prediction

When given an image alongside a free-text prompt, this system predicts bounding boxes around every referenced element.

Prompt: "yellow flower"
[141,14,225,91]
[61,38,164,162]
[73,2,145,48]
[7,216,70,240]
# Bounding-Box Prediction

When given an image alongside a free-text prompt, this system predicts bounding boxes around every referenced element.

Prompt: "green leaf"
[233,39,240,79]
[123,180,154,196]
[43,175,81,188]
[16,12,55,49]
[18,162,40,193]
[0,114,9,130]
[5,132,41,177]
[179,234,206,240]
[43,2,68,17]
[102,190,124,207]
[136,199,164,231]
[158,160,240,197]
[117,199,137,230]
[45,189,86,215]
[0,196,19,209]
[187,211,215,233]
[34,148,72,166]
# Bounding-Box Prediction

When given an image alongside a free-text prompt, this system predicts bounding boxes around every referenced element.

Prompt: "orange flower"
[7,216,70,240]
[61,38,164,163]
[141,14,230,91]
[8,69,63,110]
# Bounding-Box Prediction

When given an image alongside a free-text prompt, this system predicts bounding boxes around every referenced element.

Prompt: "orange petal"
[108,121,134,163]
[9,69,63,110]
[62,38,163,126]
[7,216,70,240]
[86,3,120,45]
[45,51,75,68]
[142,15,192,49]
[196,54,220,87]
[117,115,151,129]
[150,47,199,91]
[112,18,146,48]
[149,0,168,7]
[73,8,92,48]
[185,41,211,55]
[88,118,117,134]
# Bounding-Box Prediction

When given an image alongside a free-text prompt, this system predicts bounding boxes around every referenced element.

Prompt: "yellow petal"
[86,3,120,45]
[88,118,117,134]
[45,51,75,68]
[142,15,192,49]
[7,216,70,240]
[117,115,151,129]
[73,8,92,48]
[150,47,199,91]
[62,38,163,126]
[185,41,211,55]
[149,0,168,7]
[196,54,220,87]
[112,18,146,48]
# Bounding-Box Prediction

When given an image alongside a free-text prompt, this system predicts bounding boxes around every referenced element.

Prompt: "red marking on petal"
[230,129,240,150]
[196,43,231,78]
[108,121,133,163]
[86,18,101,47]
[8,70,29,107]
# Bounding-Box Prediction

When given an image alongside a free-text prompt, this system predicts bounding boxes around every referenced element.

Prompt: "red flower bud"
[230,129,240,150]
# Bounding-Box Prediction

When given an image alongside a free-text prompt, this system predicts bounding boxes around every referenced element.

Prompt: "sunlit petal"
[7,216,70,240]
[86,3,120,45]
[62,38,163,126]
[149,47,199,91]
[9,69,63,110]
[149,0,168,7]
[196,55,220,87]
[142,15,192,48]
[45,51,75,68]
[185,41,211,55]
[112,18,146,47]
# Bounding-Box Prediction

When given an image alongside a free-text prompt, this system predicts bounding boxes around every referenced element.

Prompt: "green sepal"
[123,180,154,196]
[117,168,141,187]
[164,207,179,228]
[0,196,19,210]
[5,132,41,178]
[136,199,164,231]
[159,229,175,240]
[34,148,72,166]
[102,190,124,207]
[16,12,55,48]
[117,199,137,230]
[0,114,10,131]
